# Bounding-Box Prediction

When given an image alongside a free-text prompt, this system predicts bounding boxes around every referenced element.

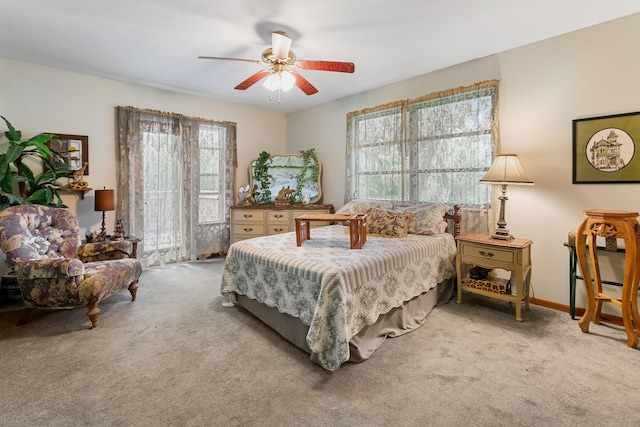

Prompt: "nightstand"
[456,233,533,321]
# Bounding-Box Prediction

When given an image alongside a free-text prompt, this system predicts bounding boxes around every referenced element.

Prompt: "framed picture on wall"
[573,111,640,183]
[45,133,89,175]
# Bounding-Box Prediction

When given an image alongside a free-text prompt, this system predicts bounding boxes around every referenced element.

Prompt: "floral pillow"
[392,202,450,235]
[335,199,394,215]
[363,207,414,238]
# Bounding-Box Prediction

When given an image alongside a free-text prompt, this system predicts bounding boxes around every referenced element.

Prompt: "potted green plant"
[0,116,73,209]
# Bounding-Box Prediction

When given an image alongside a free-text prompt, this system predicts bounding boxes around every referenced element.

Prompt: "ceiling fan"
[198,31,355,96]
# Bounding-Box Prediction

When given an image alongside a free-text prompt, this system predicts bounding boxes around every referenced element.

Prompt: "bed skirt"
[235,277,454,368]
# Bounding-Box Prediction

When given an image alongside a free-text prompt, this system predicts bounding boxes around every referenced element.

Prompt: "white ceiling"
[2,1,640,114]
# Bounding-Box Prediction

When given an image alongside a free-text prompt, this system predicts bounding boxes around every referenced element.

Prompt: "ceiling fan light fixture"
[263,70,296,92]
[271,31,292,59]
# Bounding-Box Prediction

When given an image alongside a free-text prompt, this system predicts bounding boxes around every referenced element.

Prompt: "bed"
[220,200,461,371]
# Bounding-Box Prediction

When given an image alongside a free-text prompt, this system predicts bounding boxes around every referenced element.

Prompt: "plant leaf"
[1,116,21,142]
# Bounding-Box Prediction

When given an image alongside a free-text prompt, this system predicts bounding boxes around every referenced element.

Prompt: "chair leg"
[16,307,33,326]
[128,280,138,301]
[87,305,100,328]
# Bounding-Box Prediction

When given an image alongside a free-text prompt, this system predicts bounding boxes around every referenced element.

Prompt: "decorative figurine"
[113,219,126,240]
[238,185,251,205]
[68,162,89,190]
[275,186,295,206]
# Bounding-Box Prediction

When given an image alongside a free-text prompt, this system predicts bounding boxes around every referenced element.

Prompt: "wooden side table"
[575,210,640,348]
[295,213,367,249]
[81,235,141,259]
[456,233,533,321]
[123,236,141,259]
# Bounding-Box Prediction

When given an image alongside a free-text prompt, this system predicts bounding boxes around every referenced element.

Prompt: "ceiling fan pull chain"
[268,88,282,103]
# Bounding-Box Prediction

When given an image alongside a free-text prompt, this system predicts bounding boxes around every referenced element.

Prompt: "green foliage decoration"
[0,116,73,210]
[252,150,273,202]
[295,148,319,203]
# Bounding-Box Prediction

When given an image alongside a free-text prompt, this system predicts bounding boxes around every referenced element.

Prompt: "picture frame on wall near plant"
[573,111,640,183]
[45,133,89,175]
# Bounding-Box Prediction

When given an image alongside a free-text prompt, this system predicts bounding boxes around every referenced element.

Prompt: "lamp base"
[491,228,513,241]
[491,184,514,241]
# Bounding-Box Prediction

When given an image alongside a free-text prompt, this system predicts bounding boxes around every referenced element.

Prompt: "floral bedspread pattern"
[221,225,457,371]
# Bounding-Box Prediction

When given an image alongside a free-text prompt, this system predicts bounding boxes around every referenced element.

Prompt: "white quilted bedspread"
[220,225,456,371]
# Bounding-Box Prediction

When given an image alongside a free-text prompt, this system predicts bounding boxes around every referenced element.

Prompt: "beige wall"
[0,58,287,237]
[2,12,639,310]
[287,13,640,310]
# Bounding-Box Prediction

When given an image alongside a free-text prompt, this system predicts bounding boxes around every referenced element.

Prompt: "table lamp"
[479,153,533,241]
[94,188,115,239]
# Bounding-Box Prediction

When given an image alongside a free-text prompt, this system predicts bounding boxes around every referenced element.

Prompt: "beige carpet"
[1,259,639,427]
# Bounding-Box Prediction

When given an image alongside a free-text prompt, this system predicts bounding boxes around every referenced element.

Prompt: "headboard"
[444,204,462,237]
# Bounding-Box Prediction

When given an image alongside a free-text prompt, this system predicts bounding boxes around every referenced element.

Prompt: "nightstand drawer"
[461,242,515,264]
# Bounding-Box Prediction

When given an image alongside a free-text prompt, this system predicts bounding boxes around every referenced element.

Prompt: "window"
[116,107,237,267]
[197,124,227,224]
[346,80,499,233]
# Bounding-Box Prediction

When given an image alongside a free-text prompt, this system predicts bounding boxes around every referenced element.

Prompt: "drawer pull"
[243,228,253,232]
[478,250,494,258]
[274,228,284,232]
[274,214,284,218]
[243,214,253,218]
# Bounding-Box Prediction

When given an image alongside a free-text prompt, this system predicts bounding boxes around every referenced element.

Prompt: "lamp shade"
[480,153,533,185]
[94,189,115,212]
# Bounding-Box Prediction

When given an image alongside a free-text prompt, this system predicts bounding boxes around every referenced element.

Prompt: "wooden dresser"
[230,204,334,244]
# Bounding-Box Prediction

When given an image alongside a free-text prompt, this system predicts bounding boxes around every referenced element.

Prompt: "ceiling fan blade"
[289,70,318,95]
[271,31,292,60]
[294,60,355,73]
[198,56,261,65]
[234,69,271,90]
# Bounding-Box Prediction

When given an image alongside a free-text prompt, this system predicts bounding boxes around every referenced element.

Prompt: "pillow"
[335,199,394,215]
[363,207,413,238]
[393,202,450,235]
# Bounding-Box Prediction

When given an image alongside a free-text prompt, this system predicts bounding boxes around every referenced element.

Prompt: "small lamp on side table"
[480,153,533,241]
[95,188,115,241]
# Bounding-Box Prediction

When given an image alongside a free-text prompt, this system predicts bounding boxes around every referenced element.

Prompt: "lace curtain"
[116,106,237,268]
[346,80,500,234]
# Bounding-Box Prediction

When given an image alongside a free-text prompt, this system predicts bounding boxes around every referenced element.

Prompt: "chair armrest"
[78,240,134,262]
[15,258,85,280]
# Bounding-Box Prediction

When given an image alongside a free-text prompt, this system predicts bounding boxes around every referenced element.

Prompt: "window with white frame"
[346,80,499,234]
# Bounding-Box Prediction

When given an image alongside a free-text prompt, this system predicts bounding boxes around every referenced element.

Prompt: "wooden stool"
[575,210,640,347]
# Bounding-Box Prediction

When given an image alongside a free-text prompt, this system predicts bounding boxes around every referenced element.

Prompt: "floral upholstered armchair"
[0,205,142,328]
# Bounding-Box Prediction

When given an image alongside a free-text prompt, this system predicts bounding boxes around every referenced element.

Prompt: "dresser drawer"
[232,210,265,223]
[267,210,290,223]
[233,224,265,236]
[267,224,290,235]
[461,242,515,264]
